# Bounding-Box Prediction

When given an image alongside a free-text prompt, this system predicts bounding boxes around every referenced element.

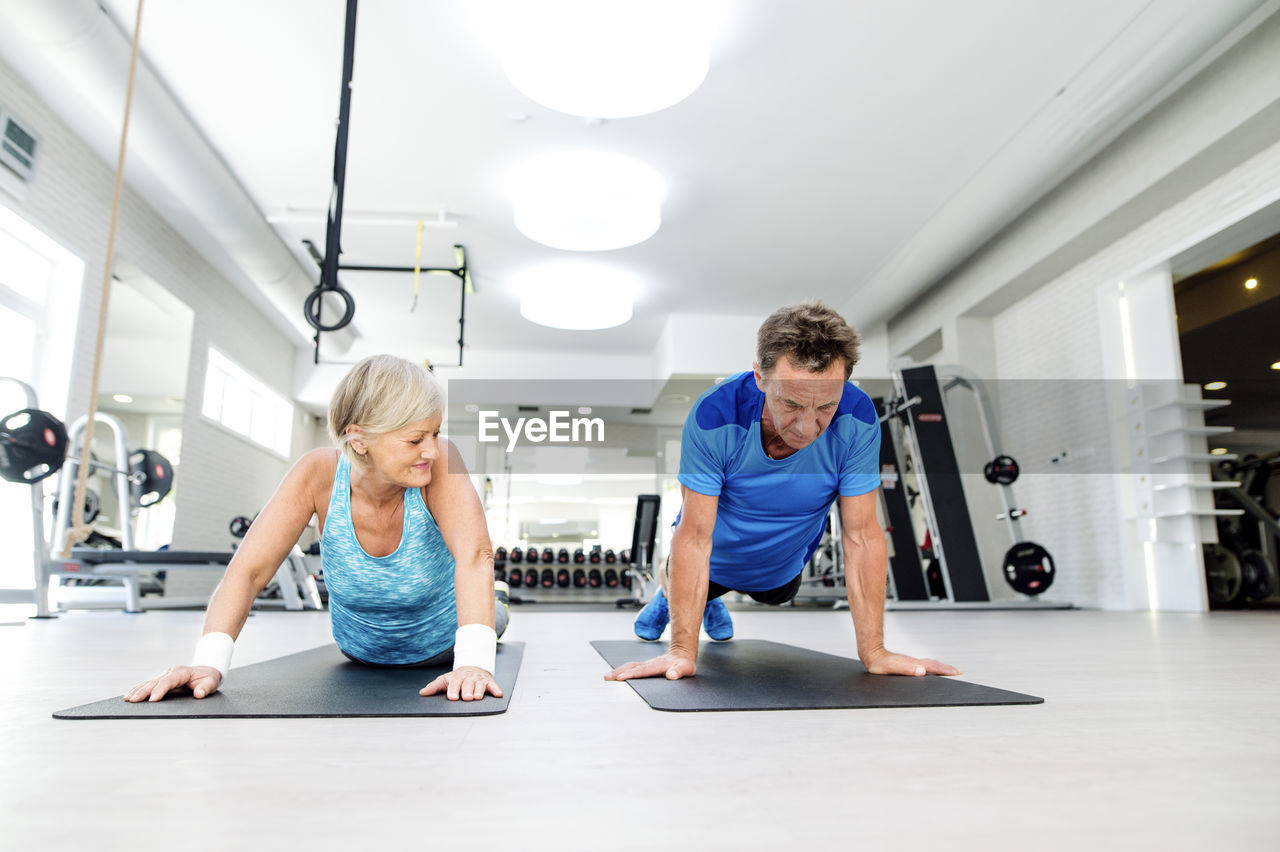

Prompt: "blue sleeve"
[838,418,882,497]
[677,407,725,496]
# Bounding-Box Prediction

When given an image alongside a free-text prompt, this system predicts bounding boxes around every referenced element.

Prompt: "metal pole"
[316,0,359,360]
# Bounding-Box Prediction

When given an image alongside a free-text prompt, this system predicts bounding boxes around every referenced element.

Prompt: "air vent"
[630,408,652,415]
[517,405,539,413]
[0,107,39,182]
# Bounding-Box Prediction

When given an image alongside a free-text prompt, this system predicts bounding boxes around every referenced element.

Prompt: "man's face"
[754,356,847,451]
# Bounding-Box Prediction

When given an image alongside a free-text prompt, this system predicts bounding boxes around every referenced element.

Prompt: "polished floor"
[1,602,1276,851]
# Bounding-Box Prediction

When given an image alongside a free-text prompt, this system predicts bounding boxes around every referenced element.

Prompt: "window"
[201,347,293,456]
[0,204,84,593]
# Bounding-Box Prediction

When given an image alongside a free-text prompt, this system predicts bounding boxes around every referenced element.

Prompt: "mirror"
[93,263,193,551]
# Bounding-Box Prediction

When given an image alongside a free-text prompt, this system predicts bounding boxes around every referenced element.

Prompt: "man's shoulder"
[689,371,759,433]
[834,381,878,426]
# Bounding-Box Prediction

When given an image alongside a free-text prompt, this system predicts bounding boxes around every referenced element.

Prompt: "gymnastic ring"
[304,286,356,332]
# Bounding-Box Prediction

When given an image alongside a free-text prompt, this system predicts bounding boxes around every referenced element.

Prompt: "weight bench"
[41,549,321,614]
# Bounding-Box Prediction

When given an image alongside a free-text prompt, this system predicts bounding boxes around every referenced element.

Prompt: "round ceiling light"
[509,150,666,251]
[516,263,639,330]
[491,0,715,119]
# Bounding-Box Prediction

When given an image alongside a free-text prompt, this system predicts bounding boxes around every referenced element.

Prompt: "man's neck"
[760,411,799,460]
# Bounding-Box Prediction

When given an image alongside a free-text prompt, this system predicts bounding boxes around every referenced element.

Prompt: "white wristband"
[452,623,497,675]
[191,631,234,677]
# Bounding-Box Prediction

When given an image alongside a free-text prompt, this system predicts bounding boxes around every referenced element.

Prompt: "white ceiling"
[71,0,1266,373]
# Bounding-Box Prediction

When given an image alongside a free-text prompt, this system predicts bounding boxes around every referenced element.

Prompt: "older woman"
[126,355,507,703]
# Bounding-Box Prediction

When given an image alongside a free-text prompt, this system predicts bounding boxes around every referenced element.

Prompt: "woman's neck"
[349,462,405,508]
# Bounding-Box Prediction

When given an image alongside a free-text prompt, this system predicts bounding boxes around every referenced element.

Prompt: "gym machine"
[875,364,1066,607]
[616,493,661,608]
[0,378,65,617]
[1205,454,1280,607]
[792,508,847,604]
[0,396,321,615]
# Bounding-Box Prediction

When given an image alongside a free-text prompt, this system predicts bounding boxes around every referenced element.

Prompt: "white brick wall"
[1,55,308,552]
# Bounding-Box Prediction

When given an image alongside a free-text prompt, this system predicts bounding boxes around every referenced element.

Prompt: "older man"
[607,302,959,683]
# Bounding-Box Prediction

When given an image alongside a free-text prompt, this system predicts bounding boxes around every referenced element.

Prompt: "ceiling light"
[1210,448,1229,455]
[577,407,593,415]
[464,403,479,413]
[1203,381,1227,391]
[1271,362,1280,371]
[509,150,666,251]
[517,263,638,330]
[486,0,718,118]
[112,394,133,404]
[1245,278,1259,289]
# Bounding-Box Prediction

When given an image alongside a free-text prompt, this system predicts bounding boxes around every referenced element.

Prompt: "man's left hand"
[863,648,960,677]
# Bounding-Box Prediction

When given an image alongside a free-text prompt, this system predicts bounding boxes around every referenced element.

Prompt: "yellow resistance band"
[411,219,423,312]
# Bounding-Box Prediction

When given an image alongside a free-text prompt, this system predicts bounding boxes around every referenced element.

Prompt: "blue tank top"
[321,454,457,664]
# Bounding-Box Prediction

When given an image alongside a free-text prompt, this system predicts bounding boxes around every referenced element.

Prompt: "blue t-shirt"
[321,454,457,664]
[677,371,881,591]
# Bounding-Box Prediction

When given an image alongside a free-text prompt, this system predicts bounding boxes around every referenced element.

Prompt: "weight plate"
[1003,541,1055,595]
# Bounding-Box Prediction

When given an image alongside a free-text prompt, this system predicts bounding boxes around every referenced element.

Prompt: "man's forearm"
[843,534,889,663]
[667,539,710,659]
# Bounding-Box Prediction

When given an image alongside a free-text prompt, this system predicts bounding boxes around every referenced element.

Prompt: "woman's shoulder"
[292,447,341,487]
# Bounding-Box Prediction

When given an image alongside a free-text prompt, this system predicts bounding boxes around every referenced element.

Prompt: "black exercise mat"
[592,639,1041,711]
[54,642,524,719]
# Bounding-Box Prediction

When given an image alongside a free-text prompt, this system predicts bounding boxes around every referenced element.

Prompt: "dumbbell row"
[498,565,631,591]
[494,546,629,566]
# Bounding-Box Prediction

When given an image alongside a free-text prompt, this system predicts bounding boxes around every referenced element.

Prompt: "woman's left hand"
[419,665,503,701]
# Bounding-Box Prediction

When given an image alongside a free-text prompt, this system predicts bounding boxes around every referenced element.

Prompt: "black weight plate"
[1003,541,1054,595]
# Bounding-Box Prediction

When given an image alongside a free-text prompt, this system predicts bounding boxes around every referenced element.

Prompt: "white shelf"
[1155,509,1244,518]
[1151,453,1238,464]
[1152,481,1240,492]
[1145,398,1231,412]
[1149,425,1235,438]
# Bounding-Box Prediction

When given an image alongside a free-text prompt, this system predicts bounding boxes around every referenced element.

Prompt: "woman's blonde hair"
[327,355,444,463]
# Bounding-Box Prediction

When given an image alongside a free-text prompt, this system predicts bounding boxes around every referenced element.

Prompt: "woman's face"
[358,414,443,488]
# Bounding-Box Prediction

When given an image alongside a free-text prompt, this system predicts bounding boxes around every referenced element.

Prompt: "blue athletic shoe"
[633,588,670,641]
[702,596,734,641]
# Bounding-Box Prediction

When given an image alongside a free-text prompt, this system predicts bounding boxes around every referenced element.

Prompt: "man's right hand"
[123,665,223,702]
[605,652,697,682]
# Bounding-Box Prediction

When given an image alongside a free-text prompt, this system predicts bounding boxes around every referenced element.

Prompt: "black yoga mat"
[54,642,524,719]
[593,639,1041,711]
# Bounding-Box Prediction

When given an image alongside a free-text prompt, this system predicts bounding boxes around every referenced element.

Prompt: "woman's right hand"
[123,665,223,702]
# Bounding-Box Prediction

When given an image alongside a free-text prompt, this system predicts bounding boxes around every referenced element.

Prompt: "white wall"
[855,321,890,379]
[0,55,304,551]
[883,9,1280,609]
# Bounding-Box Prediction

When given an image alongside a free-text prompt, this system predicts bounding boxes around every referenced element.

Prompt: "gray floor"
[2,603,1277,851]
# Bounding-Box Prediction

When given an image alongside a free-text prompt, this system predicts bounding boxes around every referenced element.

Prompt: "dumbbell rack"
[497,546,635,603]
